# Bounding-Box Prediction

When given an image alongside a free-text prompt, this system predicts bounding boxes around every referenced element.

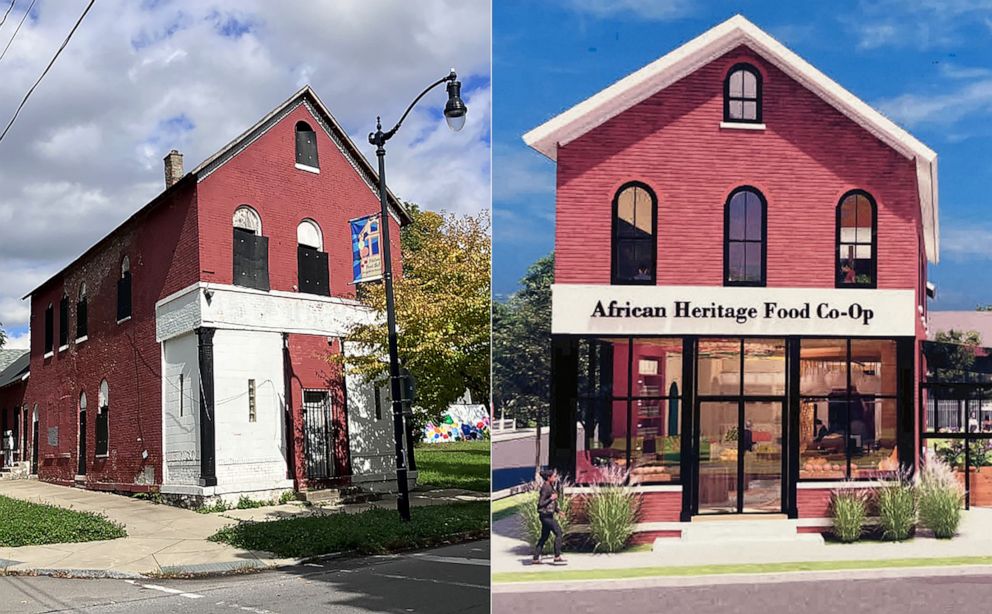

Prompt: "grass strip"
[210,501,489,558]
[492,556,992,583]
[414,440,491,492]
[492,493,527,522]
[0,495,127,547]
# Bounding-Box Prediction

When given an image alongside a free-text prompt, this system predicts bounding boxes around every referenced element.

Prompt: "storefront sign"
[350,214,382,283]
[552,284,917,336]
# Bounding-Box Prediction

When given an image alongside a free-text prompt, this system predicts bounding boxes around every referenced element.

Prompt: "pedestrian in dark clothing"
[533,469,566,564]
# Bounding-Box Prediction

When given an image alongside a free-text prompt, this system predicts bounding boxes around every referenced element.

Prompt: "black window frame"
[835,189,878,289]
[723,62,763,124]
[610,181,658,286]
[43,303,54,355]
[295,121,319,169]
[723,185,768,287]
[58,294,69,349]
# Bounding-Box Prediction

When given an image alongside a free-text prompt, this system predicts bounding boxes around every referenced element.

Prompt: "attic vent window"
[295,121,319,172]
[724,63,762,124]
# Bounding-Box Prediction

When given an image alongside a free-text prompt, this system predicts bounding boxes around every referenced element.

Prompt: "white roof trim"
[523,14,939,263]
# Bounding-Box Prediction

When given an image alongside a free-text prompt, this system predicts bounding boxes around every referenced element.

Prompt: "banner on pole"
[350,214,383,283]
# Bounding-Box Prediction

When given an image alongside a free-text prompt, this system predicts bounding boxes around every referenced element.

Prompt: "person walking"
[532,469,566,565]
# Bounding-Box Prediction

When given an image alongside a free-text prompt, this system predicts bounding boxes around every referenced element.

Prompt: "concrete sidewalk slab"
[492,506,992,575]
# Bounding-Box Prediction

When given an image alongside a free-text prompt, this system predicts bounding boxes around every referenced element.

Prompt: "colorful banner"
[350,214,382,283]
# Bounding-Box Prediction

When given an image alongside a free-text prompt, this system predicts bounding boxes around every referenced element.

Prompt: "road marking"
[303,563,323,567]
[215,601,279,613]
[407,553,490,567]
[373,572,489,590]
[124,579,203,599]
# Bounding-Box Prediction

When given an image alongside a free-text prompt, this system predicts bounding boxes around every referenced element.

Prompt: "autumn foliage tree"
[338,205,491,427]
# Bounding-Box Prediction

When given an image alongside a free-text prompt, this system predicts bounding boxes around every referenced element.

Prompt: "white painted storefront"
[156,282,408,502]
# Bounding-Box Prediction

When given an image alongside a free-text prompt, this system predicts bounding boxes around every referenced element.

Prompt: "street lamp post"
[369,70,467,521]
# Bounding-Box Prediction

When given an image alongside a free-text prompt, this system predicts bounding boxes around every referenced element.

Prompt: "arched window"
[117,256,131,322]
[724,186,767,286]
[724,63,762,123]
[611,182,657,285]
[78,391,87,475]
[297,219,329,295]
[232,206,270,291]
[76,283,88,340]
[58,293,69,349]
[836,190,877,288]
[96,380,109,457]
[295,121,319,170]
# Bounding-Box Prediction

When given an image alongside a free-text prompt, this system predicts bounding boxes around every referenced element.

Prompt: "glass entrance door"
[697,400,783,514]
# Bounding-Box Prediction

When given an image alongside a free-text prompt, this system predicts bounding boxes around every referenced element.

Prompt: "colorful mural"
[423,404,490,443]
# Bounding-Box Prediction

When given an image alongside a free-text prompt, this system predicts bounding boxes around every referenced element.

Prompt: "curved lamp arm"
[369,70,458,147]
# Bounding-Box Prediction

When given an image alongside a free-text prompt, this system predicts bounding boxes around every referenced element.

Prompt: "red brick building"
[524,16,938,539]
[2,87,410,503]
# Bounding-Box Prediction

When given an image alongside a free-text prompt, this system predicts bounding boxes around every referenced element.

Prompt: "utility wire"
[0,0,94,144]
[0,0,33,64]
[0,0,16,31]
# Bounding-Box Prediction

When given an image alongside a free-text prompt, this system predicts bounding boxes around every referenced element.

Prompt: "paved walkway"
[492,506,992,576]
[0,480,485,578]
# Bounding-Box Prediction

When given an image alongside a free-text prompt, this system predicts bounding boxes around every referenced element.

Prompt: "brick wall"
[26,181,199,491]
[555,45,922,294]
[196,104,403,300]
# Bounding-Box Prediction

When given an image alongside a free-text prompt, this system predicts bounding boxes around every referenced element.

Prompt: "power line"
[0,0,33,64]
[0,0,15,31]
[0,0,94,144]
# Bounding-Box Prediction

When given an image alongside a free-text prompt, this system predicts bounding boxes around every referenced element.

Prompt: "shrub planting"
[877,473,916,541]
[585,465,640,553]
[830,488,868,543]
[918,451,964,539]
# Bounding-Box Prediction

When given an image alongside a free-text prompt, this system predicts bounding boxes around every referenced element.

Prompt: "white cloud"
[848,0,992,50]
[493,148,555,202]
[562,0,694,21]
[875,77,992,127]
[3,330,30,350]
[0,0,490,338]
[939,224,992,260]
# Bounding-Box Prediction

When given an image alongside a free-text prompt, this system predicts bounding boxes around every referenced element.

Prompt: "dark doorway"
[303,390,336,480]
[78,409,87,476]
[31,417,38,475]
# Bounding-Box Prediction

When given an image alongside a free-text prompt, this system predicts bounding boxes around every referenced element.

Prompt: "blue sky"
[493,0,992,308]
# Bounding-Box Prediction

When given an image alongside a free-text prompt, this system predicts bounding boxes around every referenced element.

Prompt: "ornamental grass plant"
[830,487,869,543]
[518,475,574,554]
[917,450,965,539]
[877,470,917,541]
[585,465,641,553]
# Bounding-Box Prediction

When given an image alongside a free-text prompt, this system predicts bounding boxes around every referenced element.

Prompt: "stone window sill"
[720,121,766,130]
[295,163,320,174]
[75,335,88,345]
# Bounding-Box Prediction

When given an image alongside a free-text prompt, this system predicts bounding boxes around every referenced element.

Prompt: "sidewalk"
[492,506,992,579]
[0,480,485,578]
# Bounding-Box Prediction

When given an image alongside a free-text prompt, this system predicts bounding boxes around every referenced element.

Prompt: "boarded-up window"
[44,304,53,354]
[76,283,87,339]
[233,228,271,291]
[297,246,329,296]
[117,257,132,321]
[295,121,319,168]
[58,295,68,348]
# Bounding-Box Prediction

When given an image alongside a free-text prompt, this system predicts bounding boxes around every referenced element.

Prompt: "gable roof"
[0,350,29,389]
[25,85,410,299]
[523,14,939,263]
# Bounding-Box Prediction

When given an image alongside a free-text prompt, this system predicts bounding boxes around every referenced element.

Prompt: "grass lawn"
[210,501,489,558]
[414,440,490,492]
[492,493,527,522]
[0,495,127,547]
[492,556,992,583]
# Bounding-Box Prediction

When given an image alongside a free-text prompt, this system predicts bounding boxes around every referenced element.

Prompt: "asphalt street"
[0,540,489,614]
[494,571,992,613]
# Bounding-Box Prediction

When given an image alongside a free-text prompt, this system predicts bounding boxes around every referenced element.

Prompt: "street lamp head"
[443,72,468,132]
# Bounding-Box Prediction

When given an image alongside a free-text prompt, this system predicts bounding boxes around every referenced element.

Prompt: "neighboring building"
[0,350,29,472]
[524,15,938,540]
[5,86,411,503]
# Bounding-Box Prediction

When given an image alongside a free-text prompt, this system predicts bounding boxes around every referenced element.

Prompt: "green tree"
[493,253,554,428]
[930,329,982,381]
[0,324,6,349]
[338,206,490,427]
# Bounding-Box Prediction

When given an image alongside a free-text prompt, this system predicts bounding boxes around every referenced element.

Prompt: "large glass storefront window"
[799,339,899,480]
[576,337,683,485]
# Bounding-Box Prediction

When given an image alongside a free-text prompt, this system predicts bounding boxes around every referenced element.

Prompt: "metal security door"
[303,390,335,480]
